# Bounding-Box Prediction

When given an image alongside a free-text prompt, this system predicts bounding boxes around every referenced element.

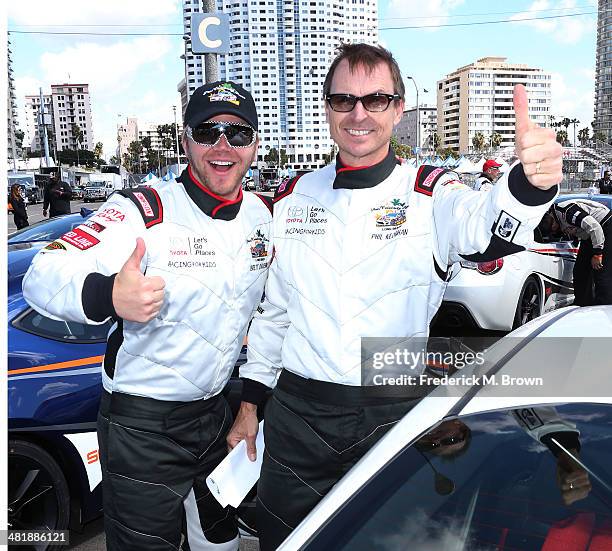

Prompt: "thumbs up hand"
[112,238,166,322]
[513,84,562,190]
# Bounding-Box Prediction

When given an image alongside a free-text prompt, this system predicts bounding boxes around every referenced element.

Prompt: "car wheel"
[8,440,70,550]
[513,276,542,329]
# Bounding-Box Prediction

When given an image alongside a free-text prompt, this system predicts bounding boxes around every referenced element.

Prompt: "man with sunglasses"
[227,43,562,550]
[23,81,272,550]
[474,159,503,191]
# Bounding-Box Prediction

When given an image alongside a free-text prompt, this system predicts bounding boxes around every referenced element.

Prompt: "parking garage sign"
[191,13,230,54]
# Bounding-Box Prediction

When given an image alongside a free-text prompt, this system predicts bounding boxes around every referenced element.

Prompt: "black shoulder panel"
[414,165,450,196]
[274,175,304,203]
[118,187,163,228]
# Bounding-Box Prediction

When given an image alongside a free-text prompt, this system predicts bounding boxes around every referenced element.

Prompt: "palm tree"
[429,132,441,153]
[71,123,84,166]
[490,132,503,153]
[556,130,569,146]
[568,118,580,147]
[472,132,486,153]
[577,127,590,146]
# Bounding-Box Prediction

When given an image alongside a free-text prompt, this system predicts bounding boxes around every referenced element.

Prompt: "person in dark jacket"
[9,184,29,229]
[43,172,72,217]
[598,170,612,194]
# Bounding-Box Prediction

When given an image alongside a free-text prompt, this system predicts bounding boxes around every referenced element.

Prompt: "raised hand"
[112,238,166,322]
[513,84,563,190]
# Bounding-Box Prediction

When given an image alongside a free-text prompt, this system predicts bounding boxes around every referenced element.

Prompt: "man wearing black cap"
[23,81,272,550]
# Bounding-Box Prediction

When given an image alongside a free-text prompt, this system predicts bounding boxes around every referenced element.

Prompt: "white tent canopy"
[141,172,160,185]
[455,158,481,174]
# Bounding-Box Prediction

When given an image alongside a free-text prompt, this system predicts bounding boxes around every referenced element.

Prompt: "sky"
[7,0,599,161]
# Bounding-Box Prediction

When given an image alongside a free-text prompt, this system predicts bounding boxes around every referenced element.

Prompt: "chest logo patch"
[372,199,407,230]
[247,229,269,260]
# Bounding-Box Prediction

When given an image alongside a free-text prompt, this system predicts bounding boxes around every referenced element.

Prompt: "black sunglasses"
[326,93,401,113]
[187,121,257,148]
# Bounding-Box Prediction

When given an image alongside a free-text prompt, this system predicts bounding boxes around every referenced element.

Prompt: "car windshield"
[305,403,612,551]
[8,213,92,244]
[8,176,35,187]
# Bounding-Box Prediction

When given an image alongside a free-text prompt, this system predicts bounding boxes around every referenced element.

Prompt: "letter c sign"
[191,13,230,54]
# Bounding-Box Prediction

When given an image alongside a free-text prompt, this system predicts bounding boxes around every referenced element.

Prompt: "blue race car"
[9,238,109,539]
[8,213,251,547]
[8,209,95,246]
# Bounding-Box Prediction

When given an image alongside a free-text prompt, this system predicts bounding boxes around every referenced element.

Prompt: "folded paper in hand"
[206,421,265,508]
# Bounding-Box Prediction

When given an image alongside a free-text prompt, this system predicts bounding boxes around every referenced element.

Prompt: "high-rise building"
[50,83,95,152]
[139,121,183,156]
[594,0,612,144]
[437,57,551,154]
[7,38,21,166]
[394,105,437,152]
[23,94,55,153]
[177,78,188,116]
[117,117,139,160]
[181,0,378,170]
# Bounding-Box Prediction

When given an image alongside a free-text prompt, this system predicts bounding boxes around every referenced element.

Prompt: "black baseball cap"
[184,81,258,130]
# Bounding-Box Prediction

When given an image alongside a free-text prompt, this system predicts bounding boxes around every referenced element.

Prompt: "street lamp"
[406,77,428,165]
[116,114,123,166]
[173,105,181,175]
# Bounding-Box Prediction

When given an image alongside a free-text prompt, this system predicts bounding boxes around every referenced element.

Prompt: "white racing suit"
[23,168,273,550]
[238,149,559,550]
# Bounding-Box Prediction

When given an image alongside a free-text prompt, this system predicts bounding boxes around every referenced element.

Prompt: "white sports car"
[279,305,612,550]
[437,193,612,331]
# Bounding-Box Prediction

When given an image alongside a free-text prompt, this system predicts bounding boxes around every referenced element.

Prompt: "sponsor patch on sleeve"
[84,220,106,233]
[118,187,163,228]
[134,192,155,217]
[414,166,449,196]
[492,210,521,242]
[59,227,100,251]
[43,240,67,251]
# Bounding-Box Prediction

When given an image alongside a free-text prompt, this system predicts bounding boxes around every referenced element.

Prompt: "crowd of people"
[20,42,609,551]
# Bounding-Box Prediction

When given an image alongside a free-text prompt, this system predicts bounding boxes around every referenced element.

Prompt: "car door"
[529,233,572,315]
[551,236,578,308]
[294,403,612,551]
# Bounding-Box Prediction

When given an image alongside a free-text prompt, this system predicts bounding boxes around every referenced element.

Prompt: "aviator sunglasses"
[186,121,257,148]
[325,93,401,113]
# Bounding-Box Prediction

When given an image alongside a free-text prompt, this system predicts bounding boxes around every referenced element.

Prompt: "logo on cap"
[205,83,245,106]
